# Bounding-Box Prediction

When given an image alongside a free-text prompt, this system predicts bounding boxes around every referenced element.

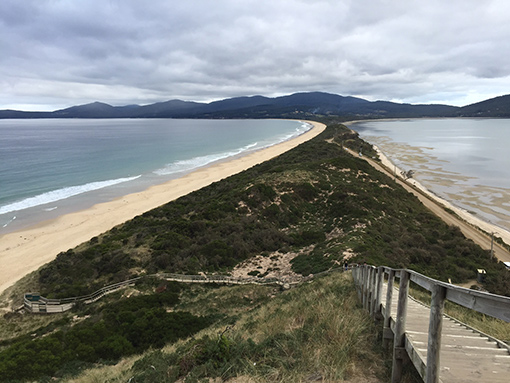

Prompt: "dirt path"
[344,147,510,263]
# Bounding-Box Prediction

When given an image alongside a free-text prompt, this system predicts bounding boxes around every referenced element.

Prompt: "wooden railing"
[351,264,510,383]
[156,272,300,285]
[24,277,142,313]
[24,269,343,314]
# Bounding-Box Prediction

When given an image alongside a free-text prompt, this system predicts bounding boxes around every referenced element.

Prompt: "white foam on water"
[154,122,312,177]
[154,142,259,176]
[0,175,141,215]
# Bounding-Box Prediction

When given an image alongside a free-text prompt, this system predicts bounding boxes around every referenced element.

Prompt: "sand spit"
[0,121,326,296]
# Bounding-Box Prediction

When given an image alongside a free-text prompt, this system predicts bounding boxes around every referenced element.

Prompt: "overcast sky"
[2,0,510,111]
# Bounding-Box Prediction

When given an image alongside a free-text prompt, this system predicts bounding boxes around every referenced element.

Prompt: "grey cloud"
[1,0,510,110]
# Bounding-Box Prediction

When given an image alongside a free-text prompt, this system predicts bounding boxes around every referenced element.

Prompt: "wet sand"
[0,121,326,295]
[372,144,510,246]
[346,119,510,246]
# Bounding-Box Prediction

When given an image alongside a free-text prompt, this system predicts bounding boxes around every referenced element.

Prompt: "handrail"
[24,277,143,313]
[23,268,344,314]
[351,264,510,383]
[406,268,510,321]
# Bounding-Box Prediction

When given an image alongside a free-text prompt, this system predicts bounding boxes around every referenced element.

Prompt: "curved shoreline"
[346,120,510,251]
[373,145,510,245]
[0,121,326,296]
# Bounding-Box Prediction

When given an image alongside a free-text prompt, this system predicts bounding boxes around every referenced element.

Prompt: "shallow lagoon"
[352,118,510,233]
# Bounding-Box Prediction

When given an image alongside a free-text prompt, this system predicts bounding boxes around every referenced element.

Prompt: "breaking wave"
[0,175,141,215]
[154,142,258,175]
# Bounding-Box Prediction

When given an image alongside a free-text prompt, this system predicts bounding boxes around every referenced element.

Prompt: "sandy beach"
[0,121,326,296]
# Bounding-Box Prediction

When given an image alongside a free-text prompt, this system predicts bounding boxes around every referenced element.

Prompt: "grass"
[175,283,276,319]
[51,272,398,383]
[2,122,509,381]
[19,123,509,300]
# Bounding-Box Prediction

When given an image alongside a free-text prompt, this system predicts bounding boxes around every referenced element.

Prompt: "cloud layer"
[2,0,510,110]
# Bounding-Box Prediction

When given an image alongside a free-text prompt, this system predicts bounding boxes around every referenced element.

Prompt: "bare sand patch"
[230,251,303,282]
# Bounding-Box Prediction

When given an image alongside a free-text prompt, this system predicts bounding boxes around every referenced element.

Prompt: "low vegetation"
[128,272,385,383]
[1,121,509,382]
[24,123,509,299]
[0,283,213,381]
[21,273,404,383]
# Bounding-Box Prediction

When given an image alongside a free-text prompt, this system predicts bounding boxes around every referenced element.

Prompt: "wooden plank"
[378,275,510,383]
[409,271,435,292]
[405,335,427,380]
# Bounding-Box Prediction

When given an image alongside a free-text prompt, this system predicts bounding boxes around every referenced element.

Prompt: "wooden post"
[354,267,362,300]
[360,266,365,308]
[374,266,384,319]
[392,269,409,383]
[363,266,369,310]
[370,267,377,315]
[383,269,395,348]
[426,283,446,383]
[366,266,371,311]
[367,266,374,314]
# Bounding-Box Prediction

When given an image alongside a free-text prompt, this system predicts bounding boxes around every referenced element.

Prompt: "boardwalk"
[23,270,325,313]
[352,265,510,383]
[381,282,510,382]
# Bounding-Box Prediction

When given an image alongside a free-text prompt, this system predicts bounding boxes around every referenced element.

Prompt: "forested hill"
[2,92,510,119]
[0,91,467,119]
[456,94,510,117]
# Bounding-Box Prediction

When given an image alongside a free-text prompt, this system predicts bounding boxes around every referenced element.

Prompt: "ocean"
[351,118,510,233]
[0,118,311,233]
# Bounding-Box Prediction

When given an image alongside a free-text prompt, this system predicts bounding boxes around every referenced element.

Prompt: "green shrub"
[33,122,510,299]
[0,289,211,382]
[291,253,334,275]
[290,229,326,247]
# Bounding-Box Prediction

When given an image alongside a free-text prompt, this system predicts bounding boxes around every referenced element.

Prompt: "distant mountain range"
[2,92,510,119]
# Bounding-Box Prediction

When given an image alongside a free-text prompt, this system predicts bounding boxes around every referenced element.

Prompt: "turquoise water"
[0,119,310,232]
[352,118,510,232]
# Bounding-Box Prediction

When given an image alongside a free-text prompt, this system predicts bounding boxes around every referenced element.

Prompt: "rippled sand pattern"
[364,136,510,233]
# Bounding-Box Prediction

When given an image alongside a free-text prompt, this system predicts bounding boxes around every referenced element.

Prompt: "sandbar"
[0,121,326,296]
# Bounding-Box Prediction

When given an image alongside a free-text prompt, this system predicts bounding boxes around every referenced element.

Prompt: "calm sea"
[352,118,510,232]
[0,119,310,233]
